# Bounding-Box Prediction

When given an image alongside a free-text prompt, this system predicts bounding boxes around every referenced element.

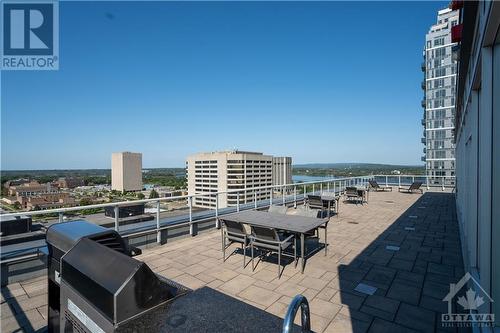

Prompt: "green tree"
[137,193,145,200]
[13,202,21,210]
[79,198,93,206]
[149,189,159,199]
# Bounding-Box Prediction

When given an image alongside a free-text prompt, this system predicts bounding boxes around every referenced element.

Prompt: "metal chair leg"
[243,240,246,268]
[251,243,255,271]
[278,248,281,278]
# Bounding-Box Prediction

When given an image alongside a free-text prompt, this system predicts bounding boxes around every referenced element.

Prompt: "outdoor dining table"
[350,185,369,203]
[318,192,340,216]
[219,210,329,273]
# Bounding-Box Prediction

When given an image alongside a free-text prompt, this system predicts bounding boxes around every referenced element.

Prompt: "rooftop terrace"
[1,189,467,333]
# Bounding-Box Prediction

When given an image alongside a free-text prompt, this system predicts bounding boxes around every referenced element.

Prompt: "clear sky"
[1,1,447,170]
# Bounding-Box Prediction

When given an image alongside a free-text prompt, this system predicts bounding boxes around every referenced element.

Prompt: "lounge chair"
[221,220,250,267]
[250,226,295,278]
[398,181,424,194]
[268,205,288,214]
[369,180,393,192]
[345,187,363,204]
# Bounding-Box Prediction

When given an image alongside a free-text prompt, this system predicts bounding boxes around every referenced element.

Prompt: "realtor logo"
[1,1,59,70]
[442,272,494,328]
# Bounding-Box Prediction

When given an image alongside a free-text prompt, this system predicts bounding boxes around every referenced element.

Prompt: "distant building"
[422,7,459,184]
[7,181,57,196]
[186,150,273,209]
[111,152,143,192]
[272,157,292,187]
[19,192,75,210]
[53,177,85,189]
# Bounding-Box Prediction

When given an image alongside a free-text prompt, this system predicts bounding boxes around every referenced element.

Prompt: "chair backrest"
[307,195,323,209]
[369,180,380,189]
[293,206,319,218]
[345,187,358,196]
[251,226,278,242]
[268,205,288,215]
[409,181,423,190]
[223,220,246,235]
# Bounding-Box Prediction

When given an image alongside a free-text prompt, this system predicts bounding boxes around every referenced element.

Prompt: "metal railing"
[0,174,455,263]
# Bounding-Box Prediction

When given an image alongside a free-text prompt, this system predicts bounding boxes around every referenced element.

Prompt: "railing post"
[327,182,330,192]
[442,177,445,191]
[294,186,297,208]
[303,184,306,197]
[412,176,415,184]
[114,205,119,232]
[282,186,285,205]
[254,191,257,209]
[312,184,315,194]
[270,188,273,205]
[58,212,63,223]
[320,183,323,194]
[215,194,220,228]
[398,175,401,188]
[237,192,240,212]
[426,176,430,190]
[188,196,193,236]
[333,181,336,195]
[385,175,388,187]
[156,200,161,244]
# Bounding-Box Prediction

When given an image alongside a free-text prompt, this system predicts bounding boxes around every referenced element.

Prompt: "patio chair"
[250,226,296,278]
[345,187,363,204]
[306,195,333,217]
[268,205,288,214]
[222,220,250,267]
[398,181,424,194]
[292,206,328,254]
[369,180,393,192]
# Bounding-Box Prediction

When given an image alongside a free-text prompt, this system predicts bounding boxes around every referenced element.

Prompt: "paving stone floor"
[1,189,469,333]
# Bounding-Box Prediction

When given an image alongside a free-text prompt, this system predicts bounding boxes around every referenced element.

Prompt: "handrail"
[282,295,311,333]
[0,174,456,218]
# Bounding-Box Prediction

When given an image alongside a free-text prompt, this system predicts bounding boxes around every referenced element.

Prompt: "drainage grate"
[347,221,359,224]
[386,245,400,251]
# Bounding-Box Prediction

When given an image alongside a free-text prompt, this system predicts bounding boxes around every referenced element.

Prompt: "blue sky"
[1,1,446,170]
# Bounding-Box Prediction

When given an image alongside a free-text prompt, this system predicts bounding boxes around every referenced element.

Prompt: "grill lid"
[61,238,180,324]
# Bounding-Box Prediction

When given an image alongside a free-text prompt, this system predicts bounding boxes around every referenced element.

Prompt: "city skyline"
[1,1,448,170]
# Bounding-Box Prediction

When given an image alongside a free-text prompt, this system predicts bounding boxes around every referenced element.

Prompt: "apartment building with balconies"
[422,7,459,184]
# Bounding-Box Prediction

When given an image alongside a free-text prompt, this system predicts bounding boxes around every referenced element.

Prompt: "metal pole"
[215,194,220,228]
[254,191,257,209]
[333,181,336,196]
[237,192,240,212]
[312,184,315,194]
[114,206,119,232]
[156,201,161,244]
[412,176,415,184]
[386,175,388,187]
[442,177,445,191]
[303,184,306,197]
[270,189,273,205]
[188,196,193,236]
[398,175,401,188]
[327,182,330,192]
[294,186,297,208]
[426,176,430,190]
[58,212,63,223]
[282,186,285,205]
[320,183,323,194]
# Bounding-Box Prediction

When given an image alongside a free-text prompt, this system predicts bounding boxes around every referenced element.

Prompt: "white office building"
[111,152,143,192]
[186,151,273,209]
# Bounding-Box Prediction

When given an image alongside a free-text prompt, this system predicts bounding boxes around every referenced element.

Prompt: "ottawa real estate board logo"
[1,0,59,70]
